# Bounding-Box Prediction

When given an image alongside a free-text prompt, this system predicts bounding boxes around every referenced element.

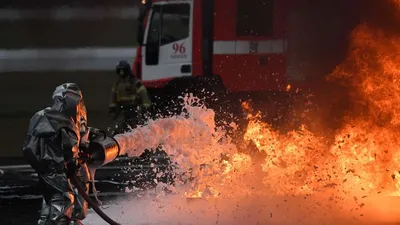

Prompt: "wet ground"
[1,198,43,225]
[0,194,133,224]
[0,153,173,225]
[3,189,400,225]
[3,196,400,225]
[1,156,400,225]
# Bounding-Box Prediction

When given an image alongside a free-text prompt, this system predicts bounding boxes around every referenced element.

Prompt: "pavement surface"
[0,151,175,225]
[2,162,400,225]
[0,194,129,225]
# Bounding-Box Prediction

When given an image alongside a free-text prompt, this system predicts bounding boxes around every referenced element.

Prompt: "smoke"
[287,0,400,134]
[284,0,358,134]
[361,0,400,34]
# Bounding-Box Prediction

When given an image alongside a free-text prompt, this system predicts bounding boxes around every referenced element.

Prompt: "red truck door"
[141,1,193,85]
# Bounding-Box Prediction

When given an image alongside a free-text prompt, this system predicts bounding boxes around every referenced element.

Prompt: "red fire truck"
[132,0,358,125]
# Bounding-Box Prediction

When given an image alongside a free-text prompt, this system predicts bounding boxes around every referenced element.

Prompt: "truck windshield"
[147,3,190,46]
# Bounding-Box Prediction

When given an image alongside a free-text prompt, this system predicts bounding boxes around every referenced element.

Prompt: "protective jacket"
[23,108,80,172]
[23,83,90,225]
[109,61,151,134]
[109,76,151,111]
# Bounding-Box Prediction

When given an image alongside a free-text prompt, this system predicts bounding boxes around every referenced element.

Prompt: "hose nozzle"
[86,136,121,168]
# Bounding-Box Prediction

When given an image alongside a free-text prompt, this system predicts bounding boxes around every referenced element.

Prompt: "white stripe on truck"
[0,48,137,60]
[214,39,286,55]
[0,8,139,21]
[0,40,286,72]
[0,47,137,72]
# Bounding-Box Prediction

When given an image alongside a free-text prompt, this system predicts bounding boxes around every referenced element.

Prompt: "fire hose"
[68,170,120,225]
[70,133,123,225]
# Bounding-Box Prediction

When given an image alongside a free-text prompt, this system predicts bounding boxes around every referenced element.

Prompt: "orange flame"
[286,84,291,92]
[182,3,400,211]
[238,23,400,197]
[328,23,400,196]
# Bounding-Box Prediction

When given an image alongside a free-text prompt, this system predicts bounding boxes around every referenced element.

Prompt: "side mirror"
[145,41,160,65]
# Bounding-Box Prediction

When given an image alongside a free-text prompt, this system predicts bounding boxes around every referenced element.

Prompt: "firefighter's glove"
[78,150,91,165]
[88,127,107,141]
[88,126,101,136]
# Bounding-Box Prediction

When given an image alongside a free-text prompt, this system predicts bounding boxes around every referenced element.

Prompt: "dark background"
[0,0,141,158]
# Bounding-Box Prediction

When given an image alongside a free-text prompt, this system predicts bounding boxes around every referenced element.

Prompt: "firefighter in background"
[109,60,151,134]
[23,83,90,225]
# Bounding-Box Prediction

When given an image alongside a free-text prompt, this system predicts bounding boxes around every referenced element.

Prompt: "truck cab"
[133,0,358,127]
[135,0,291,93]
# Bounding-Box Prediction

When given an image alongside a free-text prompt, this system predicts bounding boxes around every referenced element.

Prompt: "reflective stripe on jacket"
[109,77,151,109]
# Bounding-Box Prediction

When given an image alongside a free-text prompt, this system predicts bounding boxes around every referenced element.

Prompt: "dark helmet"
[51,83,87,138]
[116,60,132,78]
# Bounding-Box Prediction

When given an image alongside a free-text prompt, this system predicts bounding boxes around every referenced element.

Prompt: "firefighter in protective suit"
[23,83,91,225]
[109,60,151,134]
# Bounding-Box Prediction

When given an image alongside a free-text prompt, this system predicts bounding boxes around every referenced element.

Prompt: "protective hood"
[23,83,89,172]
[27,83,87,138]
[27,108,74,137]
[52,83,86,120]
[52,83,87,136]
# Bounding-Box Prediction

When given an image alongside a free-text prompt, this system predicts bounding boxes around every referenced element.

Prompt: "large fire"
[240,23,400,198]
[90,3,400,224]
[329,23,400,196]
[183,10,400,207]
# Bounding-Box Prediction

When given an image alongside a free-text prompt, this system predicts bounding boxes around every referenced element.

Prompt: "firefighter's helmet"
[116,60,132,78]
